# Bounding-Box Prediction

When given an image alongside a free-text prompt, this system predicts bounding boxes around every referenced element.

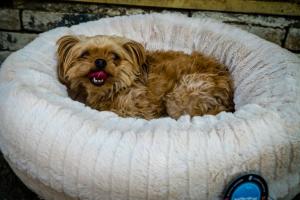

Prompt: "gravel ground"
[0,152,39,200]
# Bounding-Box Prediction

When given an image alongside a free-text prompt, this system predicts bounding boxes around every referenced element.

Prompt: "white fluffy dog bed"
[0,14,300,200]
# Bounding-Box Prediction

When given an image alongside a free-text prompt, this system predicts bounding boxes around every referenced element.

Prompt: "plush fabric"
[0,13,300,200]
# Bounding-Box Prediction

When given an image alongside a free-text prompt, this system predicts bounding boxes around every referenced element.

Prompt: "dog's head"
[56,35,147,100]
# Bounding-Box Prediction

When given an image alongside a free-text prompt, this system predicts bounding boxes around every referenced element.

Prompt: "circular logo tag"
[224,174,268,200]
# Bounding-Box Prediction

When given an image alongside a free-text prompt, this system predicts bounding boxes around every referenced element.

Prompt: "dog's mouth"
[88,70,108,86]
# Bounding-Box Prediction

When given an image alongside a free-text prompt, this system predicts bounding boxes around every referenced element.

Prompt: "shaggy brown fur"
[57,35,234,119]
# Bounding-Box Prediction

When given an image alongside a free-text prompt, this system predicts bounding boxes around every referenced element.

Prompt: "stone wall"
[0,0,300,65]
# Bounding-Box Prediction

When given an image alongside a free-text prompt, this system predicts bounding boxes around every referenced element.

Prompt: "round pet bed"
[0,14,300,200]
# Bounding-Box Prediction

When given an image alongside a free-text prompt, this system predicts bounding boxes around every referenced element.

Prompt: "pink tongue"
[88,70,108,80]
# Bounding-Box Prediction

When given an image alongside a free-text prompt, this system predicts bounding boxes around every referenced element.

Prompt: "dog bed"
[0,13,300,200]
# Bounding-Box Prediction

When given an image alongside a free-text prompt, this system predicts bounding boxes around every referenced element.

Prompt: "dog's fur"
[57,35,234,119]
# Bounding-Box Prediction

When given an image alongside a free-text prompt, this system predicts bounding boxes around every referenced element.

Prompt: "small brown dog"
[57,35,234,119]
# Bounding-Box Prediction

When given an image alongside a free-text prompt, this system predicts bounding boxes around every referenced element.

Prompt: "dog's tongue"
[89,70,108,80]
[88,70,108,86]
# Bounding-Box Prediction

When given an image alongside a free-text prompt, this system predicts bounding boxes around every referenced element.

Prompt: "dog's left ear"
[123,41,146,67]
[123,41,148,81]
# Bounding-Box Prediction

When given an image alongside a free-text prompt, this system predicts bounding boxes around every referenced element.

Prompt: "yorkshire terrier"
[56,35,234,120]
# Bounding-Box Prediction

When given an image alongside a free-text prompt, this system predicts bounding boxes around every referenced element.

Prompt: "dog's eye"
[112,53,120,61]
[80,51,90,58]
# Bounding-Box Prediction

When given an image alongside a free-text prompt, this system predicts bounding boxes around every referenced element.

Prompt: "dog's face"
[56,35,146,101]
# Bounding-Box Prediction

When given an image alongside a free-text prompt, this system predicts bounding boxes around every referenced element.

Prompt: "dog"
[56,35,234,120]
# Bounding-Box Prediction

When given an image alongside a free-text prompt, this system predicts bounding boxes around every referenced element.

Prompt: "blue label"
[231,182,261,200]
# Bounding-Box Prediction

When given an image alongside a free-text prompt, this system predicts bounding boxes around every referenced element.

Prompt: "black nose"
[95,59,107,69]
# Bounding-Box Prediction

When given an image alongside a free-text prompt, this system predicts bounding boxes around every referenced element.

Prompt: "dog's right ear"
[56,35,80,84]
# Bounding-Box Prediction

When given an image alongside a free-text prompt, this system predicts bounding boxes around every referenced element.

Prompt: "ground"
[0,152,39,200]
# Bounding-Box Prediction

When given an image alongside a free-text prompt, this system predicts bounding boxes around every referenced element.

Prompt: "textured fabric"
[0,13,300,200]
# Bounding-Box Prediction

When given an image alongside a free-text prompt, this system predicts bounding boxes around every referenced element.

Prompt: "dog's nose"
[95,59,107,69]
